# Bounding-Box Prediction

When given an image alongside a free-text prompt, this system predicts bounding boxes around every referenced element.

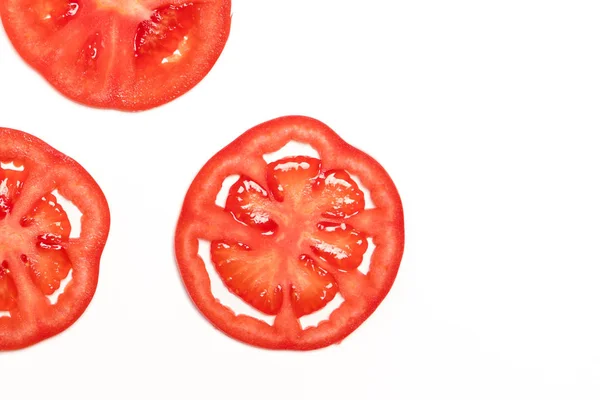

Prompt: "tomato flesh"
[134,3,198,66]
[22,194,73,295]
[1,168,72,300]
[24,0,80,35]
[310,221,367,272]
[212,156,368,317]
[0,262,18,311]
[0,128,110,350]
[316,170,366,218]
[290,255,337,318]
[0,0,231,111]
[211,241,283,315]
[225,177,278,235]
[76,32,103,72]
[266,156,322,203]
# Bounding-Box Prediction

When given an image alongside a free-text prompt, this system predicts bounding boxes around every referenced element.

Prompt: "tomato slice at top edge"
[0,0,231,111]
[0,128,110,350]
[175,116,404,350]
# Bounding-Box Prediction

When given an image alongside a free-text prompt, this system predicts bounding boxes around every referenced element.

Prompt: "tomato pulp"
[175,116,404,350]
[0,0,231,111]
[0,128,110,350]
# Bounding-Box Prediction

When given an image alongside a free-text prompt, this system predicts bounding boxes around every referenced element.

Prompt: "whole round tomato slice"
[0,128,110,350]
[175,116,404,350]
[0,0,231,111]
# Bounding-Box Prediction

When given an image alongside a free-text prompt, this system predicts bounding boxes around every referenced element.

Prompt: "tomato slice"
[175,116,404,350]
[0,128,110,350]
[0,0,231,111]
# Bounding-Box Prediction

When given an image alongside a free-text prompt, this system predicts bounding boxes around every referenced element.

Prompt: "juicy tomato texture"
[0,0,231,111]
[0,128,110,350]
[175,116,404,350]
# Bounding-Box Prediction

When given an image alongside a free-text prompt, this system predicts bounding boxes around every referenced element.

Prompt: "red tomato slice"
[175,116,404,350]
[0,128,110,350]
[0,0,231,111]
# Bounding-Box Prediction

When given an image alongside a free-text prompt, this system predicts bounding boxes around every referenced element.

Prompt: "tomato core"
[0,222,27,248]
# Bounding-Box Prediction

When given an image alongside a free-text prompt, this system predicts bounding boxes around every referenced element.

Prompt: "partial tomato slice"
[175,116,404,350]
[0,0,231,111]
[0,128,110,351]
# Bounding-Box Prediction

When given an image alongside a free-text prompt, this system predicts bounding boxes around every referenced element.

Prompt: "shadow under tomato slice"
[175,116,404,351]
[0,0,231,111]
[0,128,110,351]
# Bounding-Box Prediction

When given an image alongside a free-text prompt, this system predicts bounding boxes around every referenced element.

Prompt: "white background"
[1,0,600,398]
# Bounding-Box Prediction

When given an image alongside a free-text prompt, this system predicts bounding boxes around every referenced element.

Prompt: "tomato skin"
[175,116,404,350]
[0,128,110,351]
[0,0,231,111]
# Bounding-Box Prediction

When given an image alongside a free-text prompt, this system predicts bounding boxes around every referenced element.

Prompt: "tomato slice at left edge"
[175,116,405,350]
[0,128,110,350]
[0,0,231,111]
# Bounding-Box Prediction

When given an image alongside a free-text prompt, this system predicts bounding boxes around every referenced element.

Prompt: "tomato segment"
[135,3,198,66]
[0,0,231,111]
[290,255,337,318]
[211,241,283,315]
[315,170,366,218]
[0,128,110,350]
[175,116,405,350]
[24,250,72,296]
[266,156,321,203]
[310,222,367,272]
[225,177,278,235]
[19,194,73,295]
[22,193,72,239]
